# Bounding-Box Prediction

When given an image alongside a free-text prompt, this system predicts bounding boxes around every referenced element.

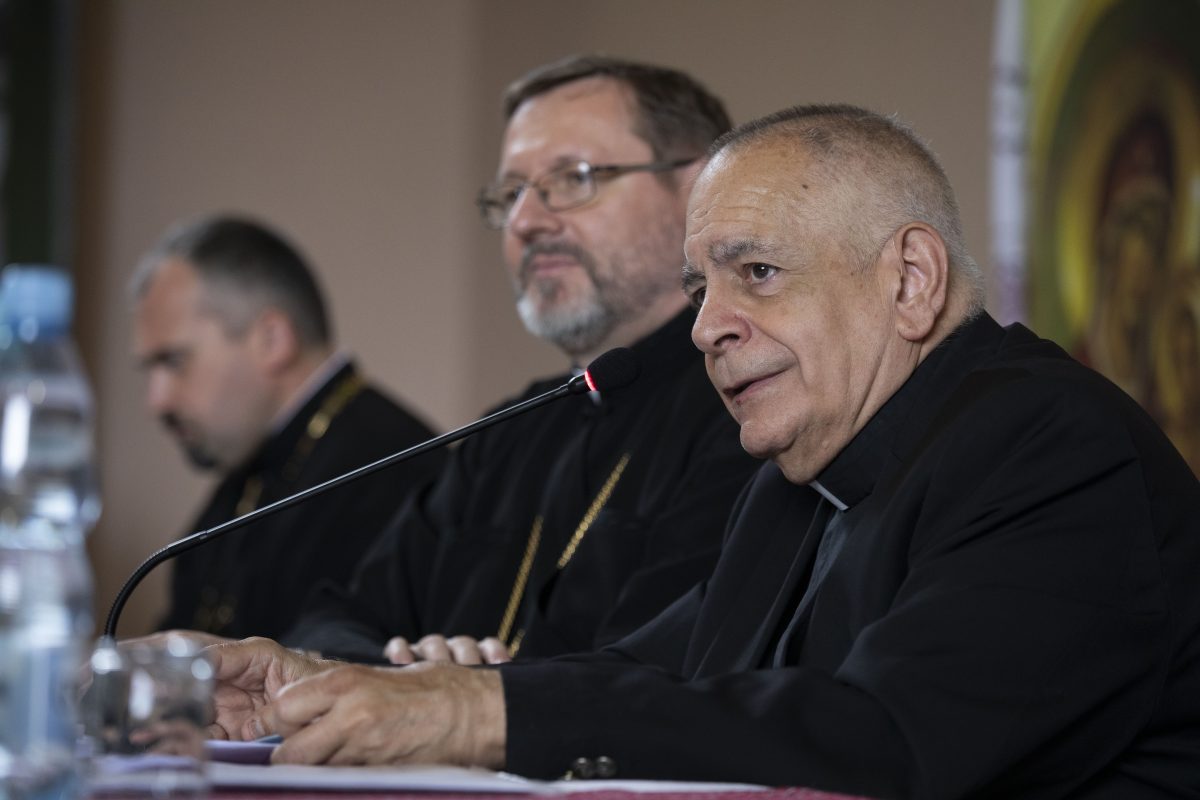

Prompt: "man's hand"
[261,661,505,768]
[384,634,512,665]
[207,637,334,741]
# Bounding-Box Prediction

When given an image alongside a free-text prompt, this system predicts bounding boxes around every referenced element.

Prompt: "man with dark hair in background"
[281,54,760,666]
[131,214,445,640]
[213,105,1200,799]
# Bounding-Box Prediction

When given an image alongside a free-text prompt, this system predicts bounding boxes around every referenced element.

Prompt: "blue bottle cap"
[0,264,74,340]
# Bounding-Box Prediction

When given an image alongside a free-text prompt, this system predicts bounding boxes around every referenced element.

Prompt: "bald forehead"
[689,142,826,230]
[712,120,891,211]
[716,115,940,215]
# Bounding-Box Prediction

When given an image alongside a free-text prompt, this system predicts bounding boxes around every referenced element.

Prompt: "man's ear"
[249,308,301,373]
[891,222,949,342]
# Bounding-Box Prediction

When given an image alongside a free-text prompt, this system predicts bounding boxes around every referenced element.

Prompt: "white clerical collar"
[270,351,352,434]
[809,479,849,512]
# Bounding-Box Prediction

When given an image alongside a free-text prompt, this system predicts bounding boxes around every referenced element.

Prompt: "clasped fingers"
[383,634,513,665]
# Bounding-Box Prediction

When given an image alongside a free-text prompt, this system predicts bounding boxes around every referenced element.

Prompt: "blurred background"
[1,0,1196,635]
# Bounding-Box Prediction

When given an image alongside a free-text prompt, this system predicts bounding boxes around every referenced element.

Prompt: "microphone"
[103,347,640,638]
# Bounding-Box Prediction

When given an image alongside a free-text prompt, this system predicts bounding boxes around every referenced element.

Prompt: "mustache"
[519,241,595,284]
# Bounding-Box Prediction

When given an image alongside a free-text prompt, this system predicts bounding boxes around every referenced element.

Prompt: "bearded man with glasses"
[275,55,760,671]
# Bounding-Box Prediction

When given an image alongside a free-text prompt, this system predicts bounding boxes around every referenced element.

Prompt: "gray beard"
[516,288,616,357]
[514,240,620,356]
[514,239,677,357]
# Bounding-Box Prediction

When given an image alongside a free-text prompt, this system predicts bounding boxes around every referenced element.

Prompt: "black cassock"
[285,310,761,661]
[157,361,446,641]
[500,313,1200,800]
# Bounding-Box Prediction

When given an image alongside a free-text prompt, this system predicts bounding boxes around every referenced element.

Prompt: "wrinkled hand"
[260,660,505,768]
[207,637,334,741]
[384,634,512,665]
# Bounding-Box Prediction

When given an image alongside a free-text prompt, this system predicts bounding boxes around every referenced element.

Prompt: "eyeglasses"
[477,157,697,230]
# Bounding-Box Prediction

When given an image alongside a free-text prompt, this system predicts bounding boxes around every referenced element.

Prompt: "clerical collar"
[270,351,352,435]
[244,357,359,477]
[810,313,1003,510]
[809,480,849,511]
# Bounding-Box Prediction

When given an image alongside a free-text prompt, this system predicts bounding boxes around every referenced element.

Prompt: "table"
[213,789,874,800]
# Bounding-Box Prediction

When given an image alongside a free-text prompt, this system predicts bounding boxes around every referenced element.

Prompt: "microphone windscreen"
[584,347,640,392]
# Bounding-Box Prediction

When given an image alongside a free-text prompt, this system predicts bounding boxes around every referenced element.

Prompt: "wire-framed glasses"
[476,158,697,229]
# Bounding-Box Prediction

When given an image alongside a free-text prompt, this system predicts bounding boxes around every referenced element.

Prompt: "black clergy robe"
[157,361,446,640]
[500,313,1200,799]
[283,310,761,661]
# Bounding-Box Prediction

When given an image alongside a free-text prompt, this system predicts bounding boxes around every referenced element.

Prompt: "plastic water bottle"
[0,265,100,800]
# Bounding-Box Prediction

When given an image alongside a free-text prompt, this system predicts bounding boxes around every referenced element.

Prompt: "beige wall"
[78,0,995,636]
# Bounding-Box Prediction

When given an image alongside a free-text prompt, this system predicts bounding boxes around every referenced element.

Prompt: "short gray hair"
[132,215,332,348]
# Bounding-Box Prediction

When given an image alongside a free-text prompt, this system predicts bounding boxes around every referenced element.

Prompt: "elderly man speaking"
[207,105,1200,800]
